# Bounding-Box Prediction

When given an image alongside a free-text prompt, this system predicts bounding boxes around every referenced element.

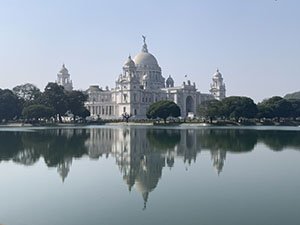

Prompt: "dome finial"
[141,35,148,53]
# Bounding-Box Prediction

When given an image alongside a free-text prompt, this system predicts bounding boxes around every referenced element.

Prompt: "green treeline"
[198,96,300,123]
[0,83,89,123]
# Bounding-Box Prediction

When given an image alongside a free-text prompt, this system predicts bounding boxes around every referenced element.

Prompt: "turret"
[210,69,226,100]
[56,64,73,91]
[166,75,174,88]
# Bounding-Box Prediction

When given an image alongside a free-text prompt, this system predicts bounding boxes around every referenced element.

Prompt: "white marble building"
[85,37,226,119]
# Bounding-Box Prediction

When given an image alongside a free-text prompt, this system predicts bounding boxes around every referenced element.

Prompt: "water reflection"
[1,127,300,208]
[0,129,89,181]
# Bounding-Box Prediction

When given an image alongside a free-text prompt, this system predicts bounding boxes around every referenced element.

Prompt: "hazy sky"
[0,0,299,102]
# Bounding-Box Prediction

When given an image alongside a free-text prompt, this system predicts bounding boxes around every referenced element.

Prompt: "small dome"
[166,75,174,88]
[166,75,174,83]
[213,69,222,78]
[59,64,69,74]
[133,52,158,66]
[123,55,136,67]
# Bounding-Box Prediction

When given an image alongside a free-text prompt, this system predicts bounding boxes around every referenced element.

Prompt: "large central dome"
[133,52,158,66]
[133,36,159,67]
[131,36,164,89]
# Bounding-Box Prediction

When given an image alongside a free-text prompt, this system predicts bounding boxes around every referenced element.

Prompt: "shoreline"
[1,121,300,128]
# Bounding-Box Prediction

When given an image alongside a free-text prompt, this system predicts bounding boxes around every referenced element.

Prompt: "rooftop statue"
[142,35,146,44]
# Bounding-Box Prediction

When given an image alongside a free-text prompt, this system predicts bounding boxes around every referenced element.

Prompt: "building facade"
[85,37,226,119]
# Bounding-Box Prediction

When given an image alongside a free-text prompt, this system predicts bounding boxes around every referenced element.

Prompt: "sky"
[0,0,299,102]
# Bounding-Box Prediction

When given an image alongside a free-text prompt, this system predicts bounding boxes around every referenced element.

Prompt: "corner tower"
[210,69,226,100]
[57,64,73,91]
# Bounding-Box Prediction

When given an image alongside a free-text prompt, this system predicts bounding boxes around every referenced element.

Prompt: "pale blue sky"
[0,0,299,102]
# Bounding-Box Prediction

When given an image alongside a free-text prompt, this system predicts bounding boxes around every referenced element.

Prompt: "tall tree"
[197,99,223,123]
[258,96,292,119]
[222,96,257,120]
[146,100,181,123]
[41,83,68,123]
[12,83,41,103]
[288,99,300,119]
[66,90,89,121]
[0,89,22,121]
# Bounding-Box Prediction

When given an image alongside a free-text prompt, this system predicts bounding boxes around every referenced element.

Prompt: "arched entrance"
[186,96,194,116]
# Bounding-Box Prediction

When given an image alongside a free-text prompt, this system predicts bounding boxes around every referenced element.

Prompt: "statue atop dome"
[141,35,148,53]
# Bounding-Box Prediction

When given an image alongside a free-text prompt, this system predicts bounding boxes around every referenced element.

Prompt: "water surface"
[0,125,300,225]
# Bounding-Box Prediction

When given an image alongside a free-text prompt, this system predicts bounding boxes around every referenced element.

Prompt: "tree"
[288,99,300,119]
[257,103,273,119]
[257,96,292,120]
[275,99,293,118]
[41,83,68,123]
[197,99,223,123]
[0,89,22,122]
[22,104,55,121]
[284,91,300,100]
[146,100,181,123]
[77,108,90,121]
[66,90,89,121]
[221,96,258,120]
[12,83,41,104]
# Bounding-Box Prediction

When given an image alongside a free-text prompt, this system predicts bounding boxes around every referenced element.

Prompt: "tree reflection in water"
[1,127,300,208]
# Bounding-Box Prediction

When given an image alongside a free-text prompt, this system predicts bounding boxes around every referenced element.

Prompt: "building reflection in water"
[83,128,227,208]
[57,157,72,182]
[1,127,300,208]
[211,150,226,175]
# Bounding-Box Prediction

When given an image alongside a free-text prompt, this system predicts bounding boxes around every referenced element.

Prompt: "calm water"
[0,125,300,225]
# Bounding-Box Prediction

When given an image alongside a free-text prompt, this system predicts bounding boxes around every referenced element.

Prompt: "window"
[123,107,126,113]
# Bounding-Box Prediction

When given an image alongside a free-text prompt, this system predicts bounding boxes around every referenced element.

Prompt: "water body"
[0,125,300,225]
